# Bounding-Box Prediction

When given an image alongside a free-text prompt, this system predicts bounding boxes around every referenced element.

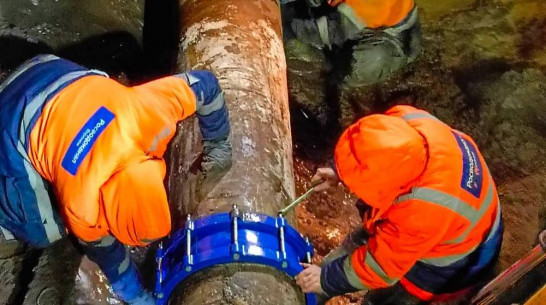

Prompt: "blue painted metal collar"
[155,208,316,305]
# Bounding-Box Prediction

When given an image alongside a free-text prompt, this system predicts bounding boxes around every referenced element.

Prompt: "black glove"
[201,135,232,176]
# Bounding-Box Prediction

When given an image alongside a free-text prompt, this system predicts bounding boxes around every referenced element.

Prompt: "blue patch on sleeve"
[61,107,115,175]
[452,132,483,198]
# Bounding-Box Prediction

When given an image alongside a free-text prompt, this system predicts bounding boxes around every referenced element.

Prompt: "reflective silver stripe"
[95,235,116,248]
[395,187,477,220]
[175,73,200,86]
[395,183,498,266]
[17,144,64,243]
[197,92,225,116]
[420,200,499,267]
[395,184,495,244]
[364,251,399,285]
[485,200,501,242]
[343,255,368,290]
[445,184,494,244]
[0,226,15,241]
[384,6,419,36]
[421,244,480,267]
[316,16,331,47]
[14,69,107,243]
[0,55,60,92]
[118,251,131,274]
[174,73,203,108]
[338,3,366,31]
[147,126,171,153]
[401,112,439,122]
[18,70,108,149]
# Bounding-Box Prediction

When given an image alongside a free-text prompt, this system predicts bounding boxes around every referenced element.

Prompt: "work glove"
[126,290,156,305]
[201,135,232,176]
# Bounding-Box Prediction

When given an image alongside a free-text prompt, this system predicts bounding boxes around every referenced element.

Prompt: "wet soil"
[0,0,545,304]
[288,0,546,304]
[293,158,364,305]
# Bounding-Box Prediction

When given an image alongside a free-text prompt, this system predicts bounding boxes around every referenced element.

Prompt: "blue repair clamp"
[154,205,317,305]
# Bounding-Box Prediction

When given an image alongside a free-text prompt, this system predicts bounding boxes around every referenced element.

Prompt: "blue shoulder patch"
[61,107,115,175]
[452,131,483,198]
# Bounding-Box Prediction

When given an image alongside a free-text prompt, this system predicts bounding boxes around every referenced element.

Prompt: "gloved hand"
[126,290,156,305]
[201,135,232,176]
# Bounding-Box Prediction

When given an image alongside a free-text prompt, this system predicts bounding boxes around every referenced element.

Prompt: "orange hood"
[334,114,427,211]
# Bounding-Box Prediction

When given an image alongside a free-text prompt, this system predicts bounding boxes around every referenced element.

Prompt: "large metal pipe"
[166,0,302,304]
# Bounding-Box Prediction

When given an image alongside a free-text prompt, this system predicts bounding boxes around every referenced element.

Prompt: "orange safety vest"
[334,105,500,298]
[329,0,415,29]
[27,75,197,246]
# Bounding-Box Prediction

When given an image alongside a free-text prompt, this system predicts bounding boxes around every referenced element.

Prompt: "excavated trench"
[0,0,546,304]
[288,0,546,304]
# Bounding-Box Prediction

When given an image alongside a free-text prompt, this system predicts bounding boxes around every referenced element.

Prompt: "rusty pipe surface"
[168,0,295,225]
[165,0,302,304]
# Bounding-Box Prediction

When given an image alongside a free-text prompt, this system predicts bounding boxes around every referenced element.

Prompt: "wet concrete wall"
[165,0,302,303]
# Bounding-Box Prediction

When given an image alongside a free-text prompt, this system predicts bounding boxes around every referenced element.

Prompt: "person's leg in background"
[339,9,422,89]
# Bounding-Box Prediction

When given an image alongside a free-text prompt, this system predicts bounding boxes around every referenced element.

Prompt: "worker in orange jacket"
[0,55,231,304]
[284,0,421,87]
[296,106,503,304]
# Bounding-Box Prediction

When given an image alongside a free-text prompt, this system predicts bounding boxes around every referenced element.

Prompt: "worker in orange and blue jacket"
[296,105,503,304]
[0,55,232,304]
[284,0,421,87]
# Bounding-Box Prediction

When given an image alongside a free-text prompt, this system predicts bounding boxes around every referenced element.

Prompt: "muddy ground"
[289,0,546,304]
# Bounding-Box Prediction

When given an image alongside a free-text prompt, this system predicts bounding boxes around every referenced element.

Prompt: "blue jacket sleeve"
[78,236,145,302]
[176,70,230,141]
[321,255,362,297]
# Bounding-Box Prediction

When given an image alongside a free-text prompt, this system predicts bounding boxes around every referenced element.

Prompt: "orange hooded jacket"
[27,75,197,246]
[333,105,500,298]
[328,0,415,29]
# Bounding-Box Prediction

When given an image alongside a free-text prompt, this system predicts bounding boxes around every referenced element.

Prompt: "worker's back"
[0,55,197,246]
[333,105,501,299]
[392,106,501,298]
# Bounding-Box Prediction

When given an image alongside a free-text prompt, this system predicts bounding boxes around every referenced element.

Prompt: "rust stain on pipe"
[166,0,303,304]
[168,0,295,223]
